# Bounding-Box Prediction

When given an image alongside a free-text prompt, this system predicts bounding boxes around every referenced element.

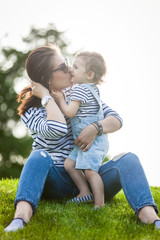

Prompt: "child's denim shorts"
[68,116,109,172]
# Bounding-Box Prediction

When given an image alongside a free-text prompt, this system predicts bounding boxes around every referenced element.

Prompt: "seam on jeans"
[116,153,138,211]
[51,165,75,187]
[101,165,137,211]
[117,168,137,211]
[100,152,138,211]
[119,169,159,217]
[113,152,158,214]
[37,162,53,201]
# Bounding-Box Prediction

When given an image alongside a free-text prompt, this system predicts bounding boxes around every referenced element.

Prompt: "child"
[52,51,109,208]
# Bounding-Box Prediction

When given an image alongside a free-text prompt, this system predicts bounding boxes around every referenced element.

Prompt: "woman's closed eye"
[73,65,78,69]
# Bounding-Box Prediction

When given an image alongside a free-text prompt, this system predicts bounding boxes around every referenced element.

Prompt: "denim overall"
[68,83,109,172]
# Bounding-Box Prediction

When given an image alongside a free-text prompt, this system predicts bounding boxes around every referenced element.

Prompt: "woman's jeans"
[15,150,158,216]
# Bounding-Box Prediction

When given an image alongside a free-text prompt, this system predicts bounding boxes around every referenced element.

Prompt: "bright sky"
[1,0,160,186]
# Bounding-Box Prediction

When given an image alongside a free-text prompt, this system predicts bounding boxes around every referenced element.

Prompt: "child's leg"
[85,169,104,207]
[64,158,91,197]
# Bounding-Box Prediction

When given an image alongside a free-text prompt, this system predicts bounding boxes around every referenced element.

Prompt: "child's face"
[71,57,88,84]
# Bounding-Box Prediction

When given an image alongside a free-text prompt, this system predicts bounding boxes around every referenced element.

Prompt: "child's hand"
[51,90,65,104]
[31,81,49,99]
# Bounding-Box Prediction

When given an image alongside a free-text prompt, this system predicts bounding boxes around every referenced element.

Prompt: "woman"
[5,44,160,232]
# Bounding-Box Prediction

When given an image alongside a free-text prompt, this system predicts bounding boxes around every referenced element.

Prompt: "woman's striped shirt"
[21,87,123,167]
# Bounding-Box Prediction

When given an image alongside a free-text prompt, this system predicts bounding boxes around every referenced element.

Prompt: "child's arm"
[52,90,81,118]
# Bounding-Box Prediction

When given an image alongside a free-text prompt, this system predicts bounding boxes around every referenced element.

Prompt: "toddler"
[52,51,109,208]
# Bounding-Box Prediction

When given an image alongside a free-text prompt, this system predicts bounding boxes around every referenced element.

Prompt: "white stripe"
[70,85,100,117]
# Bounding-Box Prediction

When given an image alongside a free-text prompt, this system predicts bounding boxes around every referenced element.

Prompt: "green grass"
[0,179,160,240]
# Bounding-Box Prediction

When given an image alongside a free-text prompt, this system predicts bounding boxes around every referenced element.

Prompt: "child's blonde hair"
[75,51,107,84]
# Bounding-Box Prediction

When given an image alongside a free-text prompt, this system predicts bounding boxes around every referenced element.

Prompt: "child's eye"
[73,65,78,69]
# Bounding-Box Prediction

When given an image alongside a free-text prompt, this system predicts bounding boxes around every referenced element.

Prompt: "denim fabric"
[68,116,108,171]
[15,150,158,216]
[69,83,109,171]
[14,150,78,214]
[99,152,159,216]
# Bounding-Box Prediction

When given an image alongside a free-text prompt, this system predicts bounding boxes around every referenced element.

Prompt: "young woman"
[5,44,160,232]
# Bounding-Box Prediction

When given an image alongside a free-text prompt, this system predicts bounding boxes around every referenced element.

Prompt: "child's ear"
[87,71,95,80]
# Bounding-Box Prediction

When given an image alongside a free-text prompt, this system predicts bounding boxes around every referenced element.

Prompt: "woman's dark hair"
[75,51,107,85]
[17,44,60,116]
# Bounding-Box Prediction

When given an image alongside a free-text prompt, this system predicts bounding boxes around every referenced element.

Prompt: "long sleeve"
[21,107,68,139]
[102,102,123,126]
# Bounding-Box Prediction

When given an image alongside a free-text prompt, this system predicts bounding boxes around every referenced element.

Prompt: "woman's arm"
[32,81,66,124]
[22,108,68,139]
[75,102,122,151]
[75,115,121,151]
[100,115,122,134]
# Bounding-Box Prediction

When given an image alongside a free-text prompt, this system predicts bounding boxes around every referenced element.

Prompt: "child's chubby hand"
[51,90,65,104]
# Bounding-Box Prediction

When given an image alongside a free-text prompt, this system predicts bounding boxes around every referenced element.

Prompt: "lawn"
[0,178,160,240]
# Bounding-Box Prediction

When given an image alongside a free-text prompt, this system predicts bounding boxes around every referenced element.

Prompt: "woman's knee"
[30,150,50,161]
[115,152,141,169]
[26,150,52,169]
[112,152,137,161]
[123,152,139,163]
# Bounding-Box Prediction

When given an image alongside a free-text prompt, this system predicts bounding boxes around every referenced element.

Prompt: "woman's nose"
[68,66,73,73]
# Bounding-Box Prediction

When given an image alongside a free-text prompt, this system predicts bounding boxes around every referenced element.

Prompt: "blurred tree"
[0,23,74,175]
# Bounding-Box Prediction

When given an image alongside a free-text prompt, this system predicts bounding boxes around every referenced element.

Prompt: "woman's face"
[49,54,73,91]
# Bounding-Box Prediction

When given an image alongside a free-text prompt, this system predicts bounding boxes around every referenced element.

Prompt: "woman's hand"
[75,124,98,152]
[31,81,49,99]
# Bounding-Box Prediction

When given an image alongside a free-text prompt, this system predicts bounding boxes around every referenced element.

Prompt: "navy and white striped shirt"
[21,87,123,167]
[70,83,100,117]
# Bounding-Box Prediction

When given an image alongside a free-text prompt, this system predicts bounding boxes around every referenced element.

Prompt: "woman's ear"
[87,71,95,80]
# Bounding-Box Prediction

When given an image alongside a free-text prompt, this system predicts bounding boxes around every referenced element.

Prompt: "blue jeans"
[15,150,158,216]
